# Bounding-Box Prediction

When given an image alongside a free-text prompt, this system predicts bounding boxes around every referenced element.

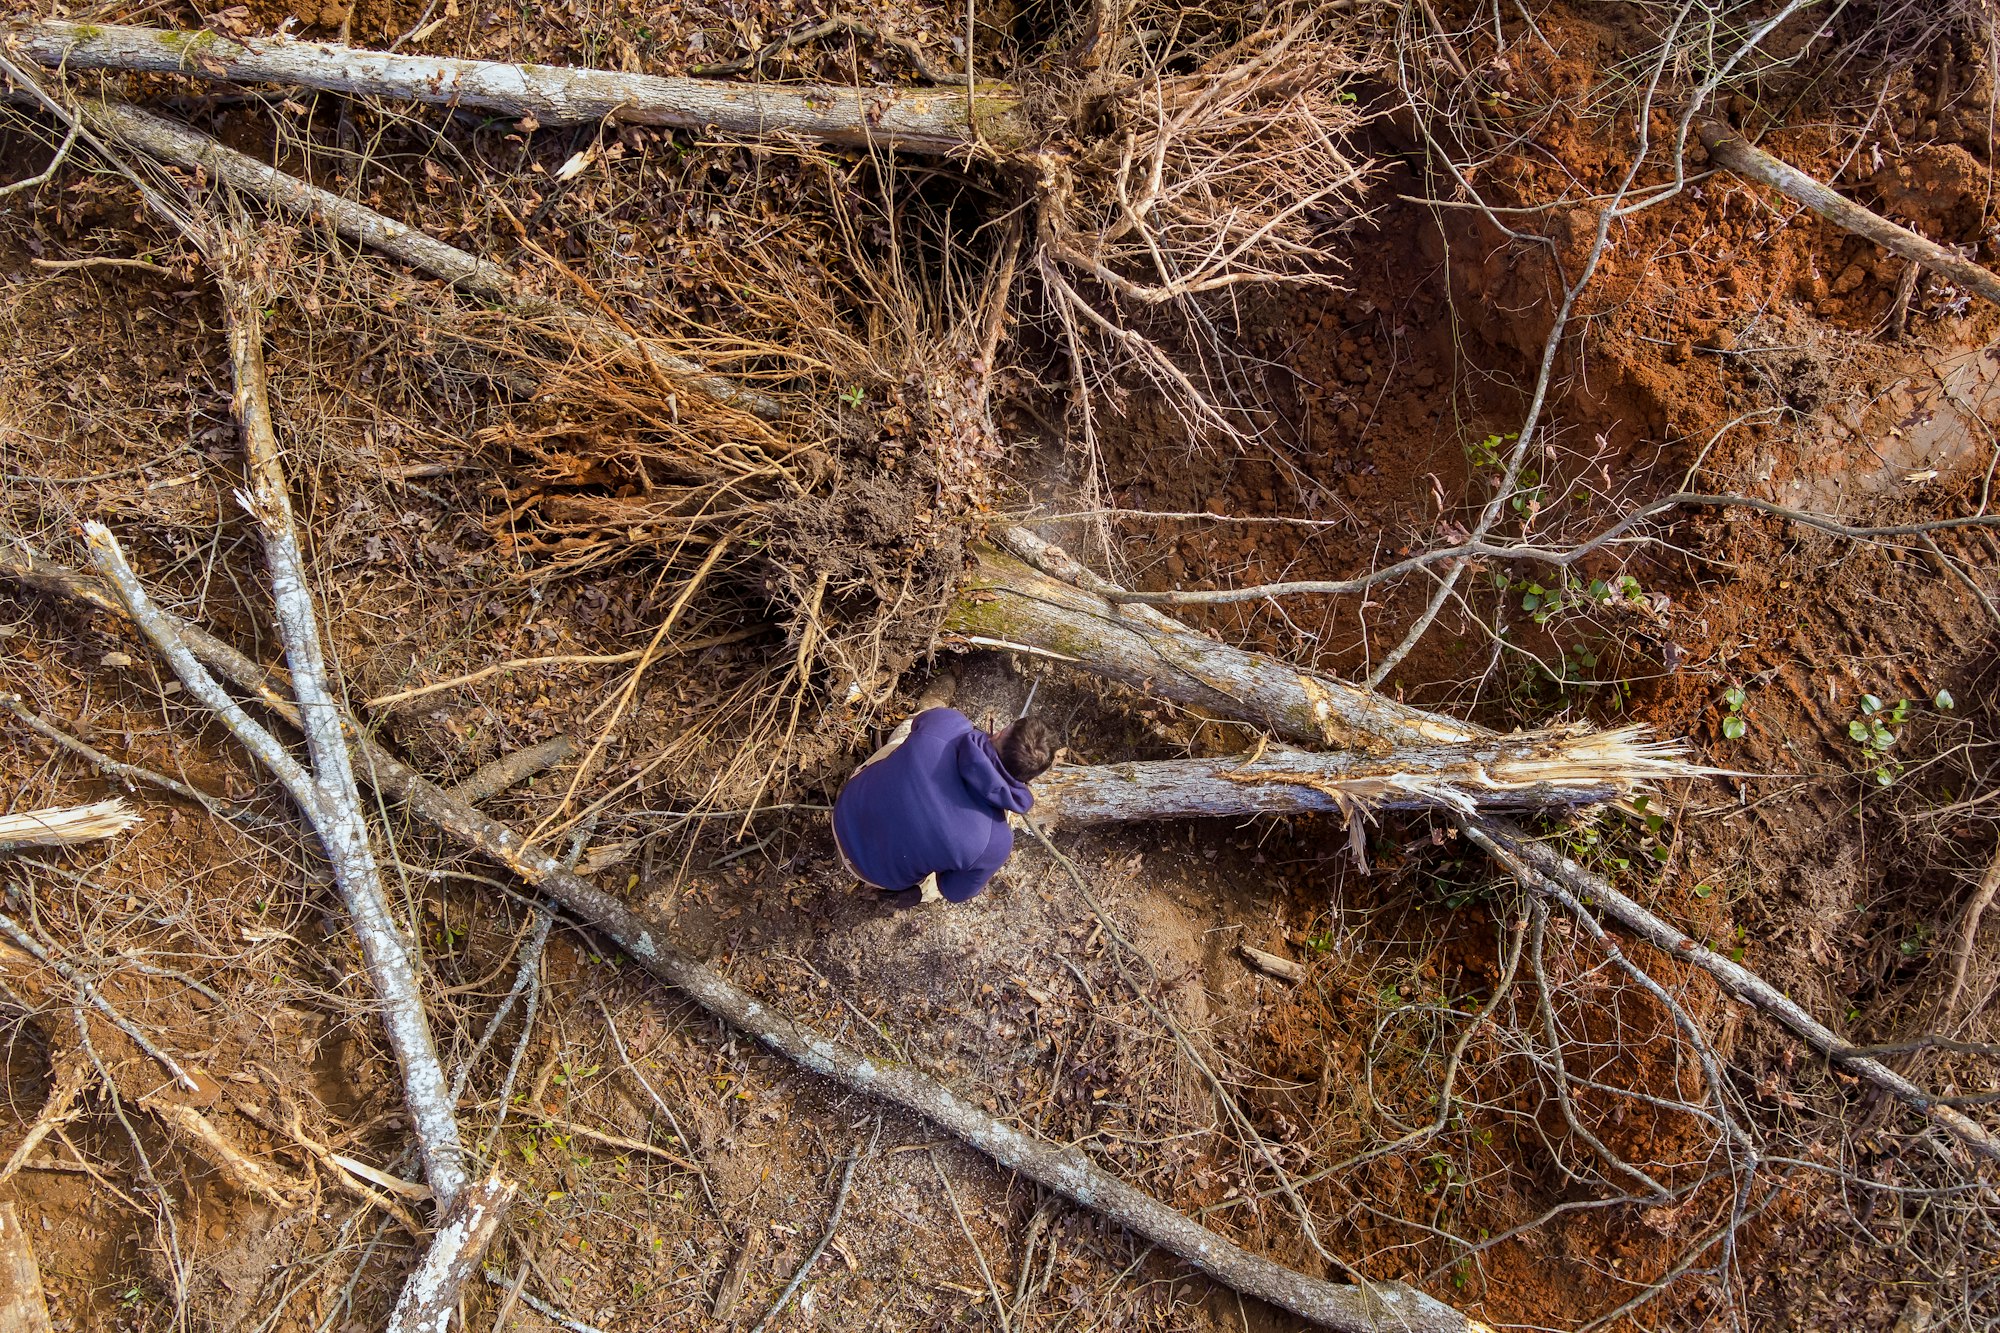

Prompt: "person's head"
[991,715,1057,784]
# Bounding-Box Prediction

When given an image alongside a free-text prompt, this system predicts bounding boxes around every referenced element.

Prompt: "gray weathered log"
[1037,726,1690,824]
[387,1176,517,1333]
[76,98,512,294]
[975,529,2000,1163]
[1698,117,2000,310]
[1,553,1480,1333]
[945,545,1481,753]
[16,21,1027,156]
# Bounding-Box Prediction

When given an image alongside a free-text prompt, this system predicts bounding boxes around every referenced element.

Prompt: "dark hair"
[996,716,1057,783]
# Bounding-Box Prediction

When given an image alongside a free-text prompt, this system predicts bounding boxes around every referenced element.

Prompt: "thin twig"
[931,1146,1013,1333]
[1944,841,2000,1018]
[1094,494,2000,607]
[4,693,235,816]
[750,1117,881,1333]
[0,907,197,1093]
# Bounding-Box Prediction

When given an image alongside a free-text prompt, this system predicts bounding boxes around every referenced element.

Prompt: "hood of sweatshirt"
[955,728,1035,815]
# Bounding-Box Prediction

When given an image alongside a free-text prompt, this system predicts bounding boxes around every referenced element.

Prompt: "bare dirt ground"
[2,0,1998,1331]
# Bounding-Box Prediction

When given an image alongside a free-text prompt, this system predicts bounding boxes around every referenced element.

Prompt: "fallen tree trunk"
[1036,726,1695,824]
[971,528,2000,1163]
[386,1176,517,1333]
[15,21,1027,157]
[1697,117,2000,311]
[945,545,1481,753]
[0,547,1481,1333]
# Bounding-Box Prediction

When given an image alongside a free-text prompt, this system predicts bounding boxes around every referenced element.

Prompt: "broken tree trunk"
[0,799,139,851]
[0,547,1483,1333]
[945,545,1481,753]
[1696,117,2000,310]
[16,21,1028,157]
[1035,726,1695,824]
[953,541,1697,806]
[970,528,2000,1163]
[385,1176,517,1333]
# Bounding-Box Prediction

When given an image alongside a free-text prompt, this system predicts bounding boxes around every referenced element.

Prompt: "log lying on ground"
[0,547,1482,1333]
[1697,118,2000,310]
[386,1176,517,1333]
[972,529,2000,1163]
[945,545,1481,753]
[16,21,1027,157]
[1036,726,1697,824]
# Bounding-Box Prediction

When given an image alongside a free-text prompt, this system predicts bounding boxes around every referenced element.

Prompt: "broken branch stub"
[0,799,139,851]
[17,21,1028,156]
[387,1176,517,1333]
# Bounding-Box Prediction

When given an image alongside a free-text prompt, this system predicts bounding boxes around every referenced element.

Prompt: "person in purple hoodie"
[832,709,1058,907]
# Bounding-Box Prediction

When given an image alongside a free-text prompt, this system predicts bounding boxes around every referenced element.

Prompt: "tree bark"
[945,545,1482,754]
[1697,117,2000,310]
[1037,726,1693,824]
[0,548,1483,1333]
[16,21,1027,157]
[386,1176,517,1333]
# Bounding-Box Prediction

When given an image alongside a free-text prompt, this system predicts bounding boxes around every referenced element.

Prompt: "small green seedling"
[1720,685,1748,740]
[1849,694,1911,785]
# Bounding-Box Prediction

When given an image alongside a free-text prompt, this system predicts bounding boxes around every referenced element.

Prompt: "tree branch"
[220,284,469,1208]
[15,20,1026,156]
[1699,117,2000,309]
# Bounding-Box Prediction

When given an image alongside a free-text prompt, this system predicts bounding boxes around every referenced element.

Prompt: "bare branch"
[15,20,1024,155]
[1699,117,2000,309]
[386,1176,517,1333]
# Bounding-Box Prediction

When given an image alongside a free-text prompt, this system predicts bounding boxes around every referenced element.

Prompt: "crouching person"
[832,709,1056,908]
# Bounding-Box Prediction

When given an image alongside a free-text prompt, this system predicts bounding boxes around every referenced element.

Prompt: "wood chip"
[1236,944,1304,983]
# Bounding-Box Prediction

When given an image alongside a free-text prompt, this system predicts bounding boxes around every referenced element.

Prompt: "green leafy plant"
[1849,694,1911,785]
[1720,684,1748,740]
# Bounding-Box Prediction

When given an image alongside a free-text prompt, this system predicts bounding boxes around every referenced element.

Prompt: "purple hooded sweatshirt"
[832,708,1034,900]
